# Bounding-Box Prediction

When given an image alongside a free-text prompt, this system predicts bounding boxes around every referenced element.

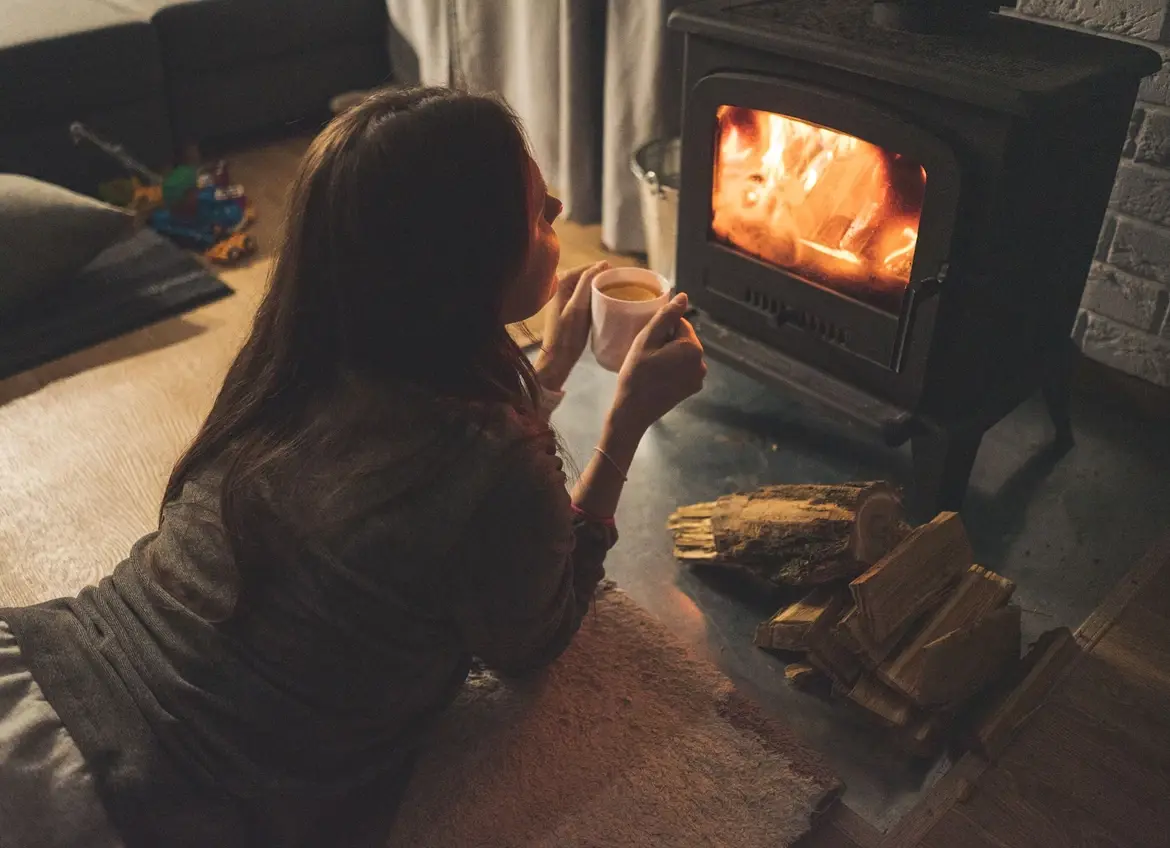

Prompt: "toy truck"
[71,122,258,265]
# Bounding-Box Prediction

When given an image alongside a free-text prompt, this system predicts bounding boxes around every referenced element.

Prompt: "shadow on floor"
[0,317,209,408]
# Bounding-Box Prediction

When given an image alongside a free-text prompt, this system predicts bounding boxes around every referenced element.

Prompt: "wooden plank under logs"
[969,627,1079,760]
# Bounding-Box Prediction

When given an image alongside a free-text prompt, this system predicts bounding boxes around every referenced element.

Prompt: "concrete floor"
[547,351,1170,832]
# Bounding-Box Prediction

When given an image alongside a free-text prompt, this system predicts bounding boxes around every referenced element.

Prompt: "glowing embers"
[712,105,927,312]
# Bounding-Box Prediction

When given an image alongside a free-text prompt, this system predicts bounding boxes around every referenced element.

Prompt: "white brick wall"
[1018,0,1170,386]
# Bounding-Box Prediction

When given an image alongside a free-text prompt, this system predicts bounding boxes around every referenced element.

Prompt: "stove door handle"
[892,268,947,372]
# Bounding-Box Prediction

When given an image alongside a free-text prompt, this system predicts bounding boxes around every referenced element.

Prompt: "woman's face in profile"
[501,156,562,324]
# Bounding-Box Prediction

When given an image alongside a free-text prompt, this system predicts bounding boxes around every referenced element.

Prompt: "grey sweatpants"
[0,620,125,848]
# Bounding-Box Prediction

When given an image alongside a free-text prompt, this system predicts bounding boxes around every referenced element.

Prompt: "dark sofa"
[1,0,392,194]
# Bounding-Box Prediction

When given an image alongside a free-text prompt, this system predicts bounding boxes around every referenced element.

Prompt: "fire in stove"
[712,105,927,312]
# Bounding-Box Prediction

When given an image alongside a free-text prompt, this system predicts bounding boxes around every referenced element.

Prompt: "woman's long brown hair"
[161,87,543,615]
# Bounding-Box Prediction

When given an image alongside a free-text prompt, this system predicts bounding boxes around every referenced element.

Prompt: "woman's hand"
[608,292,707,437]
[534,261,609,392]
[571,292,705,520]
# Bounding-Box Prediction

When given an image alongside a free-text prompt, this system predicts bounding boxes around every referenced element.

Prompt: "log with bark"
[668,482,909,587]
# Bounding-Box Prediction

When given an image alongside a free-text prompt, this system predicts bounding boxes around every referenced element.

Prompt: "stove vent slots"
[743,286,849,344]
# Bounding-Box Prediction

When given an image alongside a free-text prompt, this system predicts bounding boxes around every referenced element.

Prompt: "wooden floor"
[4,132,1169,848]
[804,533,1170,848]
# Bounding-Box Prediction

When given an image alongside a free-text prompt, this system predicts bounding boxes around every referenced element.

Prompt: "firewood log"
[895,711,952,759]
[849,511,973,645]
[831,606,871,665]
[912,605,1022,708]
[668,482,908,587]
[754,586,843,650]
[803,589,865,690]
[878,564,1015,699]
[846,675,916,728]
[784,663,823,691]
[838,606,914,668]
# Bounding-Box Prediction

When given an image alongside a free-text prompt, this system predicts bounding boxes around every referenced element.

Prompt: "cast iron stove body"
[668,0,1160,515]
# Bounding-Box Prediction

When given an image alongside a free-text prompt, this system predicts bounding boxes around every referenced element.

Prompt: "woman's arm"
[451,433,616,677]
[458,294,704,675]
[568,408,642,521]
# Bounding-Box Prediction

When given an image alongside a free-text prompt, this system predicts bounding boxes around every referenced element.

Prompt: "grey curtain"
[385,0,686,254]
[386,0,451,88]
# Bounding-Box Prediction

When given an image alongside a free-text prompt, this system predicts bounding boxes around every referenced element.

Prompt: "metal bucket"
[631,138,680,285]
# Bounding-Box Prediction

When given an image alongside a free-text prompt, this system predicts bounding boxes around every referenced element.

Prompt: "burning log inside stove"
[710,106,925,312]
[669,497,1033,757]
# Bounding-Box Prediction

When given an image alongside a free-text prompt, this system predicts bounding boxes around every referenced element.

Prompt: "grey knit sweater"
[1,386,614,847]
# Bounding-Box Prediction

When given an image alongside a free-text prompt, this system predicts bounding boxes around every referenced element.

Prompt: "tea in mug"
[598,281,661,302]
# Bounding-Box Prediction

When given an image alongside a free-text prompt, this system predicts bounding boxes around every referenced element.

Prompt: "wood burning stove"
[668,0,1161,515]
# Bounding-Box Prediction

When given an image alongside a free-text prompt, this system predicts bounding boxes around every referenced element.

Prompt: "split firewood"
[878,564,1016,698]
[754,586,844,650]
[849,511,973,645]
[913,604,1022,707]
[839,606,914,668]
[804,591,864,690]
[970,627,1079,760]
[784,662,823,691]
[667,482,908,587]
[830,606,869,664]
[895,711,952,759]
[806,646,864,692]
[847,674,916,727]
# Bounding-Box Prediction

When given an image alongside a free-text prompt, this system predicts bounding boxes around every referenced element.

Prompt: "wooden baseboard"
[1075,530,1170,650]
[876,753,990,848]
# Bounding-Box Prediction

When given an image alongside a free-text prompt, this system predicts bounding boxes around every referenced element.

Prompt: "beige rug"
[388,585,840,847]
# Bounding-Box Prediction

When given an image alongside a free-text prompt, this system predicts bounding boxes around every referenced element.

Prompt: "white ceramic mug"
[590,267,671,373]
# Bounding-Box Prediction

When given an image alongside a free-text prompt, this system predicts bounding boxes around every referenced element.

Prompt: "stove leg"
[910,426,984,518]
[1042,338,1076,451]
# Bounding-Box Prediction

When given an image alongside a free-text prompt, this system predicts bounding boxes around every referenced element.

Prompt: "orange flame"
[712,106,926,311]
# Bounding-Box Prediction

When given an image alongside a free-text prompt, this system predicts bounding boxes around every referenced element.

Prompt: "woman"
[0,87,705,847]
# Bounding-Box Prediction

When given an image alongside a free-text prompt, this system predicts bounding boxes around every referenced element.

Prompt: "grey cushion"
[0,0,166,117]
[0,174,136,311]
[117,0,388,72]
